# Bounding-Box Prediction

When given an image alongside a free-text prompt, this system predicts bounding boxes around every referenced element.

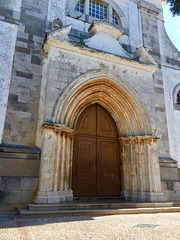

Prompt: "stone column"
[34,123,75,204]
[119,136,167,202]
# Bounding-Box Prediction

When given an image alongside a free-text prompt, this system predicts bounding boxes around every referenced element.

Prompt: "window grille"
[75,0,84,13]
[74,0,121,25]
[113,10,119,25]
[89,1,107,19]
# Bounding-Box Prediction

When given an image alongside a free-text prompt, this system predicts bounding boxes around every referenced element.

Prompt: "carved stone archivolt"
[35,72,167,203]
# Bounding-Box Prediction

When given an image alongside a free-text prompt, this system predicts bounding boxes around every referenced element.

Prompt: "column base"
[34,190,73,204]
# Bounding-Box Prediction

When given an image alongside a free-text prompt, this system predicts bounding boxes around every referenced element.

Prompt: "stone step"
[20,206,180,218]
[28,202,173,211]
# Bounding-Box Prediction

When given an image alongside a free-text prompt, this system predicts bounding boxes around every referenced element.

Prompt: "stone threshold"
[20,202,175,218]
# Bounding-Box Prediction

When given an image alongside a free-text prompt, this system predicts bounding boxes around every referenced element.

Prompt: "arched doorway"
[35,72,166,204]
[72,103,121,197]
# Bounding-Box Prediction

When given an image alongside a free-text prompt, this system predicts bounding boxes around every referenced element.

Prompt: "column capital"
[119,135,159,145]
[41,122,76,137]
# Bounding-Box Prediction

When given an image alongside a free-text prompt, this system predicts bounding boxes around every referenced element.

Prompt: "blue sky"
[163,3,180,51]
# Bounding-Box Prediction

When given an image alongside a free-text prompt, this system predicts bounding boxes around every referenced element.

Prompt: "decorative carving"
[42,122,76,138]
[119,135,159,145]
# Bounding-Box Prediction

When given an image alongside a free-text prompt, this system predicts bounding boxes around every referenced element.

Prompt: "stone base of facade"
[34,190,73,204]
[124,191,167,202]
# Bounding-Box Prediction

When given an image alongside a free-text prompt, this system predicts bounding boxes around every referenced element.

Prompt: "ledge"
[44,38,158,73]
[0,144,40,154]
[159,156,177,164]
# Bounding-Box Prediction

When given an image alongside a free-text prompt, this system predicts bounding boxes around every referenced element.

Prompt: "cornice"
[44,38,158,73]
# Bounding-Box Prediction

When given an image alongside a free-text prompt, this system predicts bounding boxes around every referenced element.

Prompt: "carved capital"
[119,135,159,145]
[42,122,76,138]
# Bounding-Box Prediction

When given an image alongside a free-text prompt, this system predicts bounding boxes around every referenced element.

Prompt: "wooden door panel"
[97,104,117,138]
[73,103,121,198]
[97,139,121,196]
[75,104,96,136]
[72,136,96,196]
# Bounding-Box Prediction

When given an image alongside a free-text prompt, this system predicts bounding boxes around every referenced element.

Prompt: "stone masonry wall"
[139,3,170,157]
[0,0,21,144]
[158,11,180,167]
[35,45,156,148]
[2,0,51,147]
[0,0,50,209]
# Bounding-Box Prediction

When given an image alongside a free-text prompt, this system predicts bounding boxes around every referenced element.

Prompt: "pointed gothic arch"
[53,70,152,137]
[34,71,166,204]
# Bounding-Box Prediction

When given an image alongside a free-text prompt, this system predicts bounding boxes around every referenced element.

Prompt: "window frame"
[173,83,180,110]
[68,0,126,28]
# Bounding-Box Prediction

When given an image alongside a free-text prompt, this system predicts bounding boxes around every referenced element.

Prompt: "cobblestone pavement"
[0,213,180,240]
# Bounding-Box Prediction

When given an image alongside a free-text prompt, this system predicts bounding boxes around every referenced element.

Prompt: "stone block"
[2,177,20,190]
[20,177,39,191]
[8,190,21,203]
[174,182,180,191]
[47,196,65,204]
[0,190,8,203]
[163,190,180,201]
[0,158,40,176]
[20,190,36,204]
[160,167,179,181]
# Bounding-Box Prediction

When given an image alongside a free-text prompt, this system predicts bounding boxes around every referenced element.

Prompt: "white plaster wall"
[162,66,180,167]
[0,22,18,144]
[128,0,143,49]
[47,0,67,23]
[0,0,22,12]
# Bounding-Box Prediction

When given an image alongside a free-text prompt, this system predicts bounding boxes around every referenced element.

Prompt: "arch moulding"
[34,70,167,204]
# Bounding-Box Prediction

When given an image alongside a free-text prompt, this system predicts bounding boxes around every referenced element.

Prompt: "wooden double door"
[72,104,121,197]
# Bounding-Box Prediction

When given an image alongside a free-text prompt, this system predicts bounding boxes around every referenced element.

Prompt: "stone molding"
[46,24,72,42]
[135,46,157,65]
[88,21,124,40]
[138,0,161,16]
[85,20,128,57]
[44,29,158,73]
[42,122,76,137]
[119,135,159,145]
[52,71,154,136]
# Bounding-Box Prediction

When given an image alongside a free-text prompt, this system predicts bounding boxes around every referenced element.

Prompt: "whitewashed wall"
[162,67,180,167]
[0,22,18,144]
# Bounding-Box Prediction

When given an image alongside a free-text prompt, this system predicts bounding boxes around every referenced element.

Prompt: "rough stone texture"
[158,13,180,167]
[0,0,22,144]
[0,147,40,208]
[47,0,66,23]
[139,4,170,158]
[2,0,50,146]
[0,22,18,144]
[36,45,156,137]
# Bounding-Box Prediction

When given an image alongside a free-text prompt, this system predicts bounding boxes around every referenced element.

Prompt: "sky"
[163,3,180,51]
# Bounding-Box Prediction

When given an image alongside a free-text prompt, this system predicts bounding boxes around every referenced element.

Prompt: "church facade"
[0,0,180,210]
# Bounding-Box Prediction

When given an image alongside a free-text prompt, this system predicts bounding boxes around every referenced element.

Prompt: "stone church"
[0,0,180,211]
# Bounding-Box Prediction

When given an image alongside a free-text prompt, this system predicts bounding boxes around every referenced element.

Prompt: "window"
[177,91,180,104]
[75,0,84,13]
[89,1,107,19]
[112,10,120,25]
[173,84,180,110]
[74,0,121,26]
